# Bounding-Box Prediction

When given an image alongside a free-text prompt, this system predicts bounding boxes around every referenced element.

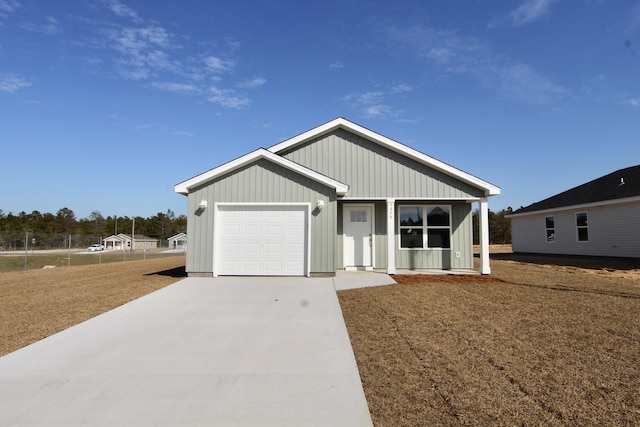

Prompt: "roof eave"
[174,148,348,196]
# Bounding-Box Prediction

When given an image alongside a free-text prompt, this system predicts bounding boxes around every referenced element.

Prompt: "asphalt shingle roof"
[513,165,640,214]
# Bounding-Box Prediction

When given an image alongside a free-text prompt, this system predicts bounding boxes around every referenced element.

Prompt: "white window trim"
[545,215,555,243]
[576,211,589,243]
[398,204,452,251]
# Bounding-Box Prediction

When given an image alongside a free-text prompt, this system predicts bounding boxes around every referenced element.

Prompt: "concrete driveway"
[0,276,376,426]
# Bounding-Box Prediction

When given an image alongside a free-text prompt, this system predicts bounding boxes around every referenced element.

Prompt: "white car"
[87,244,104,252]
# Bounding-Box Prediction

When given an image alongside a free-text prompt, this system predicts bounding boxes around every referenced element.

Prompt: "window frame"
[576,211,589,242]
[398,204,452,250]
[545,215,555,243]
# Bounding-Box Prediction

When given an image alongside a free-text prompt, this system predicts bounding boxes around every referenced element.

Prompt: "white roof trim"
[268,117,501,197]
[175,148,349,196]
[507,195,640,218]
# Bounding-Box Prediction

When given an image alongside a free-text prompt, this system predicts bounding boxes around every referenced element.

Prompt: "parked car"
[87,244,104,252]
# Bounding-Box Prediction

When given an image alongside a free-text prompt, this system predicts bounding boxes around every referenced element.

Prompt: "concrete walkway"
[0,276,378,426]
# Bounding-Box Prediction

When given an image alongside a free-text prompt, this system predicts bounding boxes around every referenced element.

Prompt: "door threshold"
[344,266,374,272]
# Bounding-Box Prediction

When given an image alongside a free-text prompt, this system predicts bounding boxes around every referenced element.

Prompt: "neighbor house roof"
[174,148,349,196]
[510,165,640,216]
[104,234,158,242]
[267,117,501,197]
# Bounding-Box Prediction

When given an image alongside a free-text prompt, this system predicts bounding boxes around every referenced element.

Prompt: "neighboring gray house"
[174,118,500,277]
[509,165,640,258]
[103,233,158,251]
[167,232,187,252]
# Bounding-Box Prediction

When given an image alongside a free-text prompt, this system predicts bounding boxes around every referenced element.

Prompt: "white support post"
[479,197,491,275]
[386,198,396,275]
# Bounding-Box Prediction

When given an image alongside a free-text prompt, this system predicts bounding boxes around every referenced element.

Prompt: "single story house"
[167,232,187,252]
[174,118,500,277]
[508,165,640,258]
[103,234,158,251]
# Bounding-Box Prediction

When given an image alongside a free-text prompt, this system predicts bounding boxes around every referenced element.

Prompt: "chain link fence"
[0,231,185,272]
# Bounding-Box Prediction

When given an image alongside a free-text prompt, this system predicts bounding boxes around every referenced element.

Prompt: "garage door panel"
[265,226,283,237]
[218,205,307,276]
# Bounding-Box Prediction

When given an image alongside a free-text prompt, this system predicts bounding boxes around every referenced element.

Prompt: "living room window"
[545,216,555,242]
[399,205,451,249]
[576,212,589,242]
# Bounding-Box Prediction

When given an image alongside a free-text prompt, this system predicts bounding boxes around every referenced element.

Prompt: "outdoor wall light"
[316,200,325,211]
[198,200,208,210]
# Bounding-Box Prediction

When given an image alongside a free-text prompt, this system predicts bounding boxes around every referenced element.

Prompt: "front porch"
[338,198,493,275]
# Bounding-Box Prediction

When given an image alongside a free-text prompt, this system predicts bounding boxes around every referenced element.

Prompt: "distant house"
[509,165,640,258]
[103,234,158,251]
[167,232,187,252]
[174,118,500,277]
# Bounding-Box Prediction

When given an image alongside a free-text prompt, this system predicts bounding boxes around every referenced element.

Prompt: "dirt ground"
[2,250,639,425]
[0,256,185,356]
[339,254,640,426]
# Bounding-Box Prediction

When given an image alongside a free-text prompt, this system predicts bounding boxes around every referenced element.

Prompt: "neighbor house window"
[545,216,555,242]
[576,212,589,242]
[399,205,451,249]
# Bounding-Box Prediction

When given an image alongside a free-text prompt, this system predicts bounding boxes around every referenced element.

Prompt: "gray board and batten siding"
[279,128,485,200]
[282,129,480,270]
[177,119,499,276]
[185,159,338,275]
[334,201,474,270]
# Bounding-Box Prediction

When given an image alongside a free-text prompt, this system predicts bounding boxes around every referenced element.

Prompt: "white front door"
[343,204,373,269]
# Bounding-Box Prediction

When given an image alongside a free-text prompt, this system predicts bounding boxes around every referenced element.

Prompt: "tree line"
[0,208,186,250]
[473,207,513,245]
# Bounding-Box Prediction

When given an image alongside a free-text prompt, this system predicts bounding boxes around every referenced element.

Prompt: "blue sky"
[1,0,639,219]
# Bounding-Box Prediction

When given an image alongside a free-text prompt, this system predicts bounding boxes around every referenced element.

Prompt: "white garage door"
[217,205,307,276]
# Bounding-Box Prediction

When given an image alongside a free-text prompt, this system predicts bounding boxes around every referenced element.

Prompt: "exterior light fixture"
[316,200,325,211]
[198,200,208,210]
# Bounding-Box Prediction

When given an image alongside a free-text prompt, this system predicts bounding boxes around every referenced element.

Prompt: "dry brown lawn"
[0,256,185,357]
[2,251,639,426]
[339,256,640,426]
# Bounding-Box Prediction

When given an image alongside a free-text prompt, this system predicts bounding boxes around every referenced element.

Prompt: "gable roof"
[268,117,500,197]
[511,165,640,216]
[174,148,349,196]
[168,232,187,241]
[103,234,158,242]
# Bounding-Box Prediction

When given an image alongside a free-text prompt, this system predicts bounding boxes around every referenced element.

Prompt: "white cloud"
[93,1,258,109]
[364,104,393,118]
[0,0,19,18]
[237,77,266,89]
[625,98,640,107]
[0,73,31,93]
[343,84,411,119]
[173,130,193,137]
[390,83,412,94]
[20,16,60,35]
[329,61,344,70]
[203,55,235,74]
[208,86,250,109]
[491,0,559,28]
[385,24,567,105]
[103,0,140,22]
[150,82,200,94]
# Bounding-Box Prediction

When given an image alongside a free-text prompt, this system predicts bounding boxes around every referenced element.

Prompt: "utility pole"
[131,218,135,253]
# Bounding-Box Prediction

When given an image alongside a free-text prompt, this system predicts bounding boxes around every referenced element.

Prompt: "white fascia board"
[506,195,640,218]
[174,148,348,196]
[268,117,501,197]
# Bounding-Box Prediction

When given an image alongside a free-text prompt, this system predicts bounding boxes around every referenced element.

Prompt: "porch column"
[386,198,396,274]
[479,197,491,275]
